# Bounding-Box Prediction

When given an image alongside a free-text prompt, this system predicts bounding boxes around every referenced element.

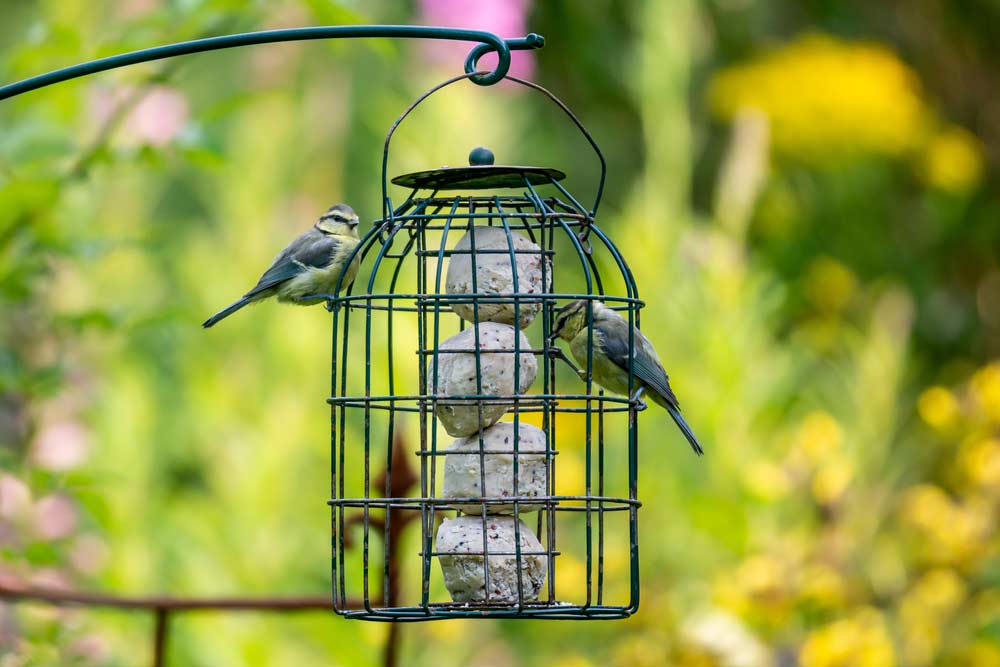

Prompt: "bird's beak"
[349,218,360,229]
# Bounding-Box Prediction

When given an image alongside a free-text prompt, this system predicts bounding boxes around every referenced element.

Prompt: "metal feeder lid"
[391,147,566,190]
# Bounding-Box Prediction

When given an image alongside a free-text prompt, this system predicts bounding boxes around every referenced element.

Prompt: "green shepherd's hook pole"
[0,26,545,100]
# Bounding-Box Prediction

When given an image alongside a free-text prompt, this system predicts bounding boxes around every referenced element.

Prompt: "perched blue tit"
[202,203,361,328]
[550,299,703,456]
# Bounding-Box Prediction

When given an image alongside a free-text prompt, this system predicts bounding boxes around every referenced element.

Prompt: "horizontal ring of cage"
[322,292,645,313]
[328,496,639,510]
[326,394,636,412]
[337,604,635,622]
[412,448,560,457]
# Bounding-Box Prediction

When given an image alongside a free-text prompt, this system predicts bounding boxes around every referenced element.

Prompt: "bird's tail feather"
[202,296,253,328]
[665,404,704,456]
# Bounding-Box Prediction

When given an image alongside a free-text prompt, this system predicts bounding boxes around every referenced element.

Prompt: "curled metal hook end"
[463,32,546,86]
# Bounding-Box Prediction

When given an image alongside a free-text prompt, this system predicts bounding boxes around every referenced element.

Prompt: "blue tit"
[202,203,361,328]
[550,299,703,456]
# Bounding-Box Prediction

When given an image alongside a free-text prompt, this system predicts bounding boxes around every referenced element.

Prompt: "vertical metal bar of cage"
[330,224,381,613]
[426,197,461,610]
[362,204,407,614]
[537,196,557,605]
[494,197,525,608]
[330,293,341,610]
[406,194,437,615]
[522,185,560,605]
[525,178,599,608]
[597,388,605,605]
[586,224,642,612]
[416,204,430,612]
[382,231,418,608]
[336,288,352,608]
[549,196,610,608]
[465,201,492,604]
[507,198,549,598]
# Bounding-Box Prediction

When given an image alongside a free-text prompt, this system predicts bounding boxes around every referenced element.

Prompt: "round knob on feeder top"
[468,146,495,166]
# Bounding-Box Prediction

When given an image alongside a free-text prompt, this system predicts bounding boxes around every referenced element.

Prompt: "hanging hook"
[463,33,545,85]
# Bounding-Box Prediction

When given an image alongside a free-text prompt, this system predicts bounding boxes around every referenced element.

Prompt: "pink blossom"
[71,634,110,661]
[119,0,158,19]
[0,474,31,519]
[89,84,189,147]
[29,568,72,591]
[69,534,110,574]
[30,420,90,471]
[33,495,78,541]
[418,0,535,80]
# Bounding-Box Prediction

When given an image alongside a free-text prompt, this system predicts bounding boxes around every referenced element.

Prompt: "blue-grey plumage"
[202,203,361,328]
[551,299,704,456]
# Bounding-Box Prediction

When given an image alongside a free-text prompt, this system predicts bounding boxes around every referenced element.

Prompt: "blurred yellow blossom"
[613,635,670,667]
[959,437,1000,489]
[742,460,792,500]
[552,655,595,667]
[555,555,588,602]
[799,608,895,667]
[955,641,1000,667]
[708,34,929,164]
[804,257,857,315]
[917,386,960,430]
[899,569,969,667]
[682,611,771,667]
[798,562,848,609]
[971,362,1000,422]
[900,568,966,622]
[971,589,1000,627]
[812,457,854,505]
[899,485,993,565]
[795,411,843,465]
[920,125,985,193]
[714,554,793,627]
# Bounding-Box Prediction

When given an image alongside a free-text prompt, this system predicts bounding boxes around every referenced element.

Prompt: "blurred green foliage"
[2,1,999,666]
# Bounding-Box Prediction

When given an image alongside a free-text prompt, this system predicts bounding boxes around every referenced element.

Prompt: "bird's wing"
[244,232,340,298]
[599,319,680,408]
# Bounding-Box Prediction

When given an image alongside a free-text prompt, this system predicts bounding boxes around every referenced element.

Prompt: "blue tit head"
[316,203,360,238]
[550,299,591,342]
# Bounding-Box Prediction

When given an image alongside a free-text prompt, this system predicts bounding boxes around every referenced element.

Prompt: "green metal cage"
[328,74,643,621]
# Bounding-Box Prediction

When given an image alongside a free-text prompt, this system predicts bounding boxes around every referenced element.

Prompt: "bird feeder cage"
[329,74,642,621]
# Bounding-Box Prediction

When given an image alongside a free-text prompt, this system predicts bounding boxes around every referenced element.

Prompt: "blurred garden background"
[3,0,1000,665]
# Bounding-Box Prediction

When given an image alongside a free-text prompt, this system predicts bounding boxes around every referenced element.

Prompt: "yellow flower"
[743,460,792,500]
[555,555,588,602]
[899,568,971,667]
[715,554,794,627]
[812,457,854,505]
[553,656,595,667]
[959,438,1000,489]
[920,125,985,193]
[899,485,993,565]
[804,257,857,314]
[798,563,848,609]
[901,568,966,621]
[795,411,843,464]
[613,635,670,667]
[799,608,895,667]
[971,589,1000,627]
[708,33,930,164]
[917,386,960,430]
[971,362,1000,423]
[957,641,1000,667]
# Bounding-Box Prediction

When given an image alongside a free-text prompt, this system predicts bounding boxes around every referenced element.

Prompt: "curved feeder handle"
[381,72,608,222]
